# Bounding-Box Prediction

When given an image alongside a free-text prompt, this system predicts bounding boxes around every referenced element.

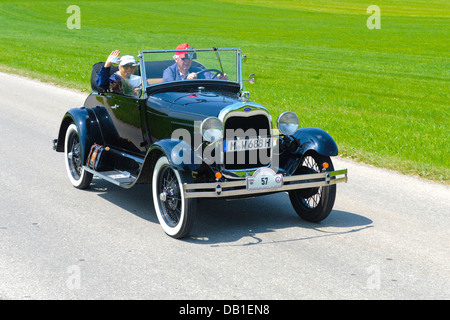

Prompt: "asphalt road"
[0,72,448,300]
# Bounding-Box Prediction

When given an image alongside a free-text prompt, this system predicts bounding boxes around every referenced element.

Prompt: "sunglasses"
[122,64,136,69]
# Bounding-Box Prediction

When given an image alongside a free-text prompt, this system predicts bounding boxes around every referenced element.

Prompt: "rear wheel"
[152,156,196,239]
[64,124,93,189]
[289,152,336,222]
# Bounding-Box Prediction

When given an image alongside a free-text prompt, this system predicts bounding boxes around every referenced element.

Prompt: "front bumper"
[183,169,347,199]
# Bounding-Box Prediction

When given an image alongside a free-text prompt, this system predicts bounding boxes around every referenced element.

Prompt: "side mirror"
[244,73,256,84]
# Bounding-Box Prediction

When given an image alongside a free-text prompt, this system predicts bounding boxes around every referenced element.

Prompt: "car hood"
[154,91,240,121]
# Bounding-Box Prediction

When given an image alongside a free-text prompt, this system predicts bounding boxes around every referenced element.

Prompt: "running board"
[83,166,137,188]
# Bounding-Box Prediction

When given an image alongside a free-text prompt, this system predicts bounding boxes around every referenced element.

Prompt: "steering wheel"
[196,68,223,79]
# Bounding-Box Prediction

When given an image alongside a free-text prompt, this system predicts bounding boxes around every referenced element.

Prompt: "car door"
[103,93,147,155]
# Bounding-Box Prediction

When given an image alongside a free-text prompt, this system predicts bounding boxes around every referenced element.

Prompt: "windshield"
[140,48,241,87]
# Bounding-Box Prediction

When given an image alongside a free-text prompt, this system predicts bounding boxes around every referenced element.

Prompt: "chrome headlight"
[200,117,223,142]
[277,111,299,136]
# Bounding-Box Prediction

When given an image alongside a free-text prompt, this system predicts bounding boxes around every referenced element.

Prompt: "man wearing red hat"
[163,43,227,82]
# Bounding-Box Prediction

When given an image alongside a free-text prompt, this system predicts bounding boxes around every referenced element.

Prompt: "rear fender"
[55,107,103,164]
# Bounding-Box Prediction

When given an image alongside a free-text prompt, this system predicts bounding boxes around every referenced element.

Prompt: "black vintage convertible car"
[53,47,348,238]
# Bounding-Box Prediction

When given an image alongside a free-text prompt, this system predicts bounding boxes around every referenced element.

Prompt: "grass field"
[0,0,449,183]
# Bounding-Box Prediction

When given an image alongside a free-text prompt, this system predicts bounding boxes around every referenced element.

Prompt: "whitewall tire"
[64,123,93,189]
[152,155,196,238]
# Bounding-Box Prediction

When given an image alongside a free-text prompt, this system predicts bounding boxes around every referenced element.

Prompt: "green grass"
[0,0,448,183]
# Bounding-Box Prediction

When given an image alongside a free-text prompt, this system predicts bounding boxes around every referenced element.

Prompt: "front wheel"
[64,123,93,189]
[289,152,336,222]
[152,156,196,239]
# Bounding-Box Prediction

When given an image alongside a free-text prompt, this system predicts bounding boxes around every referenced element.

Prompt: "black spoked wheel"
[152,156,196,238]
[64,124,93,189]
[289,152,336,222]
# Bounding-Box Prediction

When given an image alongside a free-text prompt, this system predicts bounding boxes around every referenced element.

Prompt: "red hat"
[175,43,191,58]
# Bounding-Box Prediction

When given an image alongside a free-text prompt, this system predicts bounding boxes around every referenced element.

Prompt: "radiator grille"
[223,113,271,170]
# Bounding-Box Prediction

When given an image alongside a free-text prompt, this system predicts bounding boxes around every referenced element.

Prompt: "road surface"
[0,72,448,300]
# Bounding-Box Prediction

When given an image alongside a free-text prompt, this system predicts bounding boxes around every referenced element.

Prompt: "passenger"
[163,43,228,82]
[96,50,141,96]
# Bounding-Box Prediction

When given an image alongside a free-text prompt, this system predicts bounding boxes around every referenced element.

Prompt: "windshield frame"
[138,48,243,93]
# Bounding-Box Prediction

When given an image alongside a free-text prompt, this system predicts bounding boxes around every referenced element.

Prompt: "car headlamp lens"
[277,111,299,136]
[200,117,223,142]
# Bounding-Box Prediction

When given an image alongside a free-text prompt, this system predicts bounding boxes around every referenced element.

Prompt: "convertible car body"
[54,47,348,238]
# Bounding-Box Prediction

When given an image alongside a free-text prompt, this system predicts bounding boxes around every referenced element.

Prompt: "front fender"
[147,139,202,172]
[55,107,103,163]
[292,127,338,157]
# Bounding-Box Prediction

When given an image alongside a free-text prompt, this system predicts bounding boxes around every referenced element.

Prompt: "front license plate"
[225,137,271,152]
[246,168,283,191]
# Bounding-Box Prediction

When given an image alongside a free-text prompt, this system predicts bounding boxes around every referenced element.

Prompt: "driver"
[163,43,228,82]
